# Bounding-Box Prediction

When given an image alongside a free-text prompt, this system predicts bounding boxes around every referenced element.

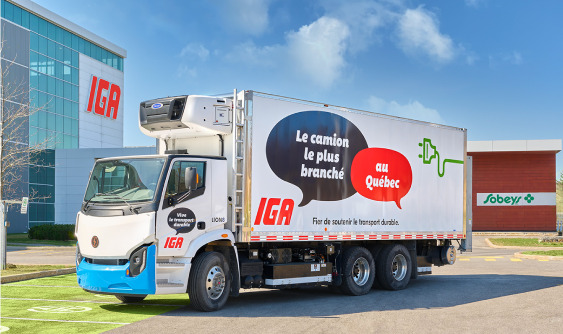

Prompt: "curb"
[1,267,76,284]
[485,238,563,250]
[484,238,563,261]
[474,232,558,237]
[7,244,76,249]
[514,252,563,261]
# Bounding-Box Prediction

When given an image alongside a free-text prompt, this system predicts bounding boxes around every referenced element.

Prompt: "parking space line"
[1,317,129,325]
[3,285,80,288]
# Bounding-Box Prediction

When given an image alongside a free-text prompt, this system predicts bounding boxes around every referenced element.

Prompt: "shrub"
[28,224,76,241]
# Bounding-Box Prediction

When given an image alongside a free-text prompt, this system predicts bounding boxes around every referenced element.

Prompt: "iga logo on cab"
[164,236,183,248]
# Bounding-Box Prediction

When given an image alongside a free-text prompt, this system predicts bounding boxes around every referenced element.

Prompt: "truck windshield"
[84,158,165,203]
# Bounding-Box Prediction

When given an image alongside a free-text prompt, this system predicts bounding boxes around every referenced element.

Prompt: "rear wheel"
[376,244,412,290]
[188,251,230,312]
[340,246,375,296]
[115,295,146,303]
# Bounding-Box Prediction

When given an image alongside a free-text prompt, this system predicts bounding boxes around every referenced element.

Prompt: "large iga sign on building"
[86,75,121,120]
[79,54,124,148]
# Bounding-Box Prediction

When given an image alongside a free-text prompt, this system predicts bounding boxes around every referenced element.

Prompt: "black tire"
[340,246,375,296]
[188,251,230,312]
[368,245,383,289]
[115,294,146,303]
[376,244,412,291]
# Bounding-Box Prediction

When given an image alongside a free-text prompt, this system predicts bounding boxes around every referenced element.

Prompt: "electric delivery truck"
[76,90,471,311]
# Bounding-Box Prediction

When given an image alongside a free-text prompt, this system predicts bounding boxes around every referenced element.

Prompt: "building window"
[1,0,123,71]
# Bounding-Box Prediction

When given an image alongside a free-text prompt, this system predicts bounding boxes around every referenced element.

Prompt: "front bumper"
[77,244,156,295]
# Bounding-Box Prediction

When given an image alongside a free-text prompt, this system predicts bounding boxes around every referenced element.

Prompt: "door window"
[164,161,206,208]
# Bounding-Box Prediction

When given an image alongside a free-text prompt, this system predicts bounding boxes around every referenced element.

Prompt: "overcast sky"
[34,0,563,177]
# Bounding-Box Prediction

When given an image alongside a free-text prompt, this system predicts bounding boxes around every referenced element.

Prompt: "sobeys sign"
[477,193,555,206]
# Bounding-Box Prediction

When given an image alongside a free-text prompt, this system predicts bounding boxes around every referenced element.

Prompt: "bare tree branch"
[1,39,52,204]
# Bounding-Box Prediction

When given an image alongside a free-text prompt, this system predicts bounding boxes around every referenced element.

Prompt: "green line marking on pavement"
[1,274,189,334]
[2,297,185,307]
[1,317,129,325]
[3,284,81,288]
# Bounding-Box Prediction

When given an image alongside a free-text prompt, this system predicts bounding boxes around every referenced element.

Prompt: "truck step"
[156,262,186,268]
[157,279,184,287]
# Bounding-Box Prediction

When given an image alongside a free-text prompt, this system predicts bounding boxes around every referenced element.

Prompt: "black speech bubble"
[266,110,368,206]
[167,208,196,234]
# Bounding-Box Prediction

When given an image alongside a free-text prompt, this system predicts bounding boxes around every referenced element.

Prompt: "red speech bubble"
[351,148,412,209]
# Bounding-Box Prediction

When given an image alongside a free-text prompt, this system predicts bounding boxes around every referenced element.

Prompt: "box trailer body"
[76,91,470,311]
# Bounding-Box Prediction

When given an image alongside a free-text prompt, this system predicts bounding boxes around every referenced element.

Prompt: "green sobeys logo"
[483,193,535,205]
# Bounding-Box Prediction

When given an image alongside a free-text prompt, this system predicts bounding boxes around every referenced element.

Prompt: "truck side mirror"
[184,167,198,191]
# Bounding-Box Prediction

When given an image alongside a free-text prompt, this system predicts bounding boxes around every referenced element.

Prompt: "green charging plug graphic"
[418,138,463,177]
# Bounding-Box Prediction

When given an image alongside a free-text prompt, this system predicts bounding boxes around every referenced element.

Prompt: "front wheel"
[339,246,375,296]
[115,294,146,303]
[187,251,230,312]
[376,244,412,290]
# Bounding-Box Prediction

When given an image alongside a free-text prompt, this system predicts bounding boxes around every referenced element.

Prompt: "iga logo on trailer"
[254,198,294,225]
[86,75,121,120]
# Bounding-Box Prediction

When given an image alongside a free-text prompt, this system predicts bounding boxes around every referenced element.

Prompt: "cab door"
[156,158,211,257]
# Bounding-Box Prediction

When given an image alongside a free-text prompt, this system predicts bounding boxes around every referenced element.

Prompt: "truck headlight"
[129,246,147,277]
[76,244,83,267]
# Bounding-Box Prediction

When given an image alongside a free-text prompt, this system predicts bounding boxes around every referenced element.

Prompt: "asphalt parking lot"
[2,236,562,334]
[108,236,563,334]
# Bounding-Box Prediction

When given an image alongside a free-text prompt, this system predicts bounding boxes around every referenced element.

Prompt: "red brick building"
[467,140,561,231]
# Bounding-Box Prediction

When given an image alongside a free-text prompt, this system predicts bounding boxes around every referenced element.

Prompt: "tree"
[1,39,51,269]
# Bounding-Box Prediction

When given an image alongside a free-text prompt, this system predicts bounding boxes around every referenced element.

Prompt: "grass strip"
[488,238,563,247]
[2,264,74,276]
[0,318,121,334]
[1,273,188,333]
[3,274,188,305]
[521,250,563,256]
[7,233,76,246]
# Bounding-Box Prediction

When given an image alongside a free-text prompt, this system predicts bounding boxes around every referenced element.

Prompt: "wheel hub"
[391,254,408,281]
[206,265,226,300]
[352,257,370,286]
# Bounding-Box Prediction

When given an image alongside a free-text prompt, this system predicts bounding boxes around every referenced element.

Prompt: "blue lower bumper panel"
[77,245,156,295]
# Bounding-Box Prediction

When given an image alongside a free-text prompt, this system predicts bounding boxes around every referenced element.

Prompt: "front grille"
[85,258,127,266]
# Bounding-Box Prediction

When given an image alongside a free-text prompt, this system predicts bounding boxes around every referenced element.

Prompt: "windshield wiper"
[85,192,137,214]
[95,193,137,214]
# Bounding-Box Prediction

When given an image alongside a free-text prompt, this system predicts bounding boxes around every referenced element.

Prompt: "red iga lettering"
[94,78,109,116]
[86,75,121,120]
[254,198,294,225]
[164,237,184,248]
[106,83,120,119]
[86,76,98,112]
